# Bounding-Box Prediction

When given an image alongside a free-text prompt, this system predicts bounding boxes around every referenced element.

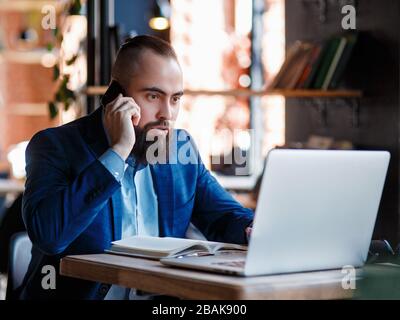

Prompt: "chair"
[367,239,395,264]
[0,172,10,224]
[0,193,25,274]
[5,232,32,300]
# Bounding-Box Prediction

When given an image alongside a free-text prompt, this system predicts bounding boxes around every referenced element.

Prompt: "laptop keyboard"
[212,260,246,268]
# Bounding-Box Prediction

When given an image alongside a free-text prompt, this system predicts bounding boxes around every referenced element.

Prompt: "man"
[20,35,253,300]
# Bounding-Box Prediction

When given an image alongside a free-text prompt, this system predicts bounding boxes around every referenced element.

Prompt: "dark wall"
[285,0,400,244]
[115,0,154,39]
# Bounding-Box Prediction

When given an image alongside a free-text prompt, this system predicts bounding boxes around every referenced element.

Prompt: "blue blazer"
[20,106,254,300]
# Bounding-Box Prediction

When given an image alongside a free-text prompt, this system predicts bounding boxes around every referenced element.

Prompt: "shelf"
[86,86,362,127]
[0,0,66,12]
[9,103,49,116]
[86,86,362,98]
[184,89,363,98]
[0,179,25,195]
[0,49,59,65]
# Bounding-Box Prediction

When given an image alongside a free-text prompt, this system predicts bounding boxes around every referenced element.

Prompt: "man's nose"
[157,101,173,120]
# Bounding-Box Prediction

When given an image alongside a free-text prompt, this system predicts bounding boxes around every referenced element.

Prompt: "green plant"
[47,0,82,119]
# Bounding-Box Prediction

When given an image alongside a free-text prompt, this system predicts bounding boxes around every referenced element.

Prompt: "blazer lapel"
[151,164,175,237]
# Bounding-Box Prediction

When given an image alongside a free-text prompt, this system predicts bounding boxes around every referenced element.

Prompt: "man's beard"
[132,120,171,164]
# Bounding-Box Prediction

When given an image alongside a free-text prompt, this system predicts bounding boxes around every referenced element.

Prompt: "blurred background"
[0,0,399,299]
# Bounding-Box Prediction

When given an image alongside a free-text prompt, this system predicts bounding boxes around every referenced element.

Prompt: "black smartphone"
[101,80,126,107]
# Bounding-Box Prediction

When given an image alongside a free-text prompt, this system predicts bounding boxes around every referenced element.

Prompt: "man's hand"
[103,94,141,160]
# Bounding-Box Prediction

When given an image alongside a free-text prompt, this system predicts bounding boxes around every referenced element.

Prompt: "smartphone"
[101,80,126,107]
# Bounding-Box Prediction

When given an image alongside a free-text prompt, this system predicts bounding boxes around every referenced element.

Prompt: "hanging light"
[149,0,171,31]
[149,17,170,31]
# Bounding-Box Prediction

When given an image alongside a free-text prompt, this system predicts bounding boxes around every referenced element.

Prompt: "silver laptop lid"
[245,149,390,276]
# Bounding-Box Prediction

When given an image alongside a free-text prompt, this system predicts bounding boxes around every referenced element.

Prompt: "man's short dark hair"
[119,35,177,60]
[111,35,179,84]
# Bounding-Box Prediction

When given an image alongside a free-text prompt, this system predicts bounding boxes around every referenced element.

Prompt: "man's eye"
[148,94,158,100]
[172,96,181,103]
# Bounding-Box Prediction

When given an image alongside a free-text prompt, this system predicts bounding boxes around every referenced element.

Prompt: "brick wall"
[0,11,60,164]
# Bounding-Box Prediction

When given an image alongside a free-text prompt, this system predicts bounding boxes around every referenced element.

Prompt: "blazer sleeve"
[188,137,254,245]
[22,129,120,255]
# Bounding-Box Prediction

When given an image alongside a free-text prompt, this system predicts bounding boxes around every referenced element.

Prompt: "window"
[170,0,285,188]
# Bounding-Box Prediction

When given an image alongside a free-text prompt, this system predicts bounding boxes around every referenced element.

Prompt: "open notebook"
[105,236,247,259]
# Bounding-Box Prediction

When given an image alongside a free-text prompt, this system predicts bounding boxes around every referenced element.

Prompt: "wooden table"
[60,254,356,300]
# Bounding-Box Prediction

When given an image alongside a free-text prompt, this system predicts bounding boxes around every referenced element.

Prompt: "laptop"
[160,149,390,276]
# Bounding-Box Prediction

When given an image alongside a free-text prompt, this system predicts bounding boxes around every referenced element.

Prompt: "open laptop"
[160,149,390,276]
